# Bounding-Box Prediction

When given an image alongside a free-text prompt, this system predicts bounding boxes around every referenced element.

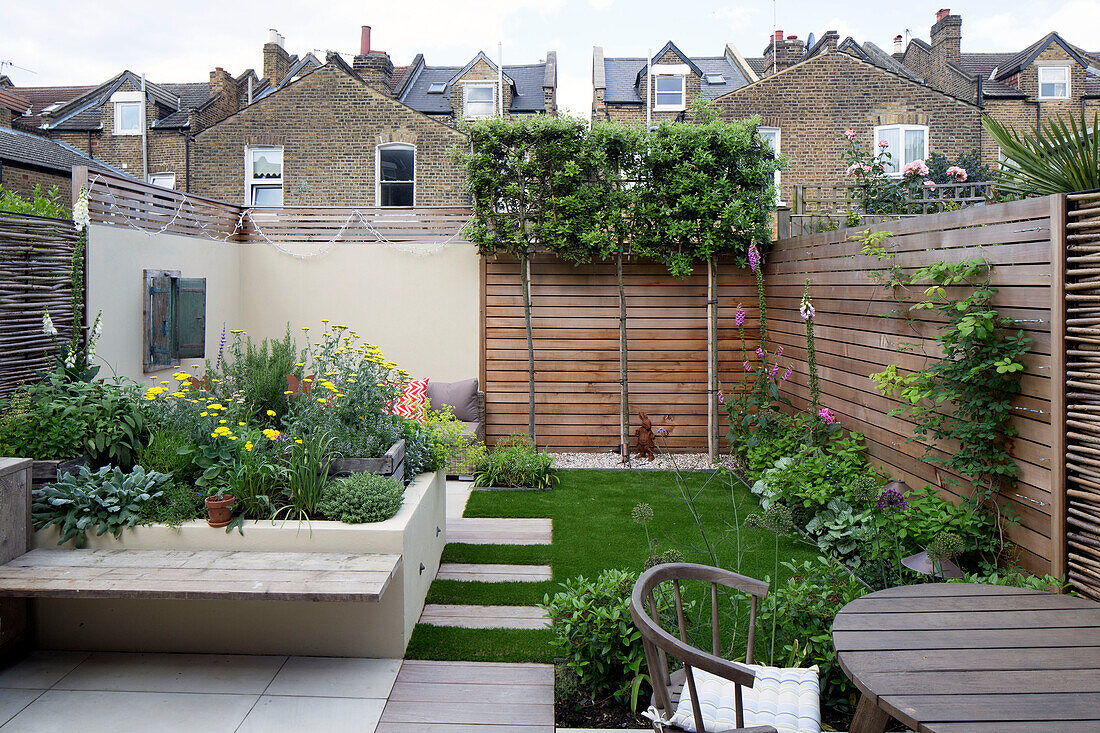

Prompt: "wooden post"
[71,165,88,210]
[618,250,629,461]
[1051,193,1067,580]
[776,206,791,240]
[707,257,718,461]
[479,254,488,443]
[0,458,32,667]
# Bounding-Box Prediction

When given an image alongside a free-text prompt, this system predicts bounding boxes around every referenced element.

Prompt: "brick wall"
[713,52,982,203]
[192,64,469,206]
[0,163,71,202]
[601,48,703,125]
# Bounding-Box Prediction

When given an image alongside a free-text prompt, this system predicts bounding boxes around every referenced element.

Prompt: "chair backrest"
[630,562,770,732]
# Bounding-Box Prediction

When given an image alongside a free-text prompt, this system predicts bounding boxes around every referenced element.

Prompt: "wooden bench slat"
[0,549,401,602]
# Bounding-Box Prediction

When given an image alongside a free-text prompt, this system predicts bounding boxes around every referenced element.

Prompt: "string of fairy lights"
[80,173,473,259]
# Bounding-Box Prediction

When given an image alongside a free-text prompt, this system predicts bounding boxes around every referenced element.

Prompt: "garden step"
[419,604,550,630]
[377,660,553,731]
[447,517,552,545]
[437,563,552,582]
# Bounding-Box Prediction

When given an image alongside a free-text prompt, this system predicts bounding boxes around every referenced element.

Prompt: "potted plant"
[204,486,237,528]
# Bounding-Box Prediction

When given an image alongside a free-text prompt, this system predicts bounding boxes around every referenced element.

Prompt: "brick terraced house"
[192,26,557,207]
[0,125,136,204]
[594,9,1098,204]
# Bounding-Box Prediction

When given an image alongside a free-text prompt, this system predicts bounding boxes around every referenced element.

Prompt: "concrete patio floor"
[0,650,400,732]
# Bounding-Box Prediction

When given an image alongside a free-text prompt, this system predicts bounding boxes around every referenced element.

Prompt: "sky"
[2,1,1097,117]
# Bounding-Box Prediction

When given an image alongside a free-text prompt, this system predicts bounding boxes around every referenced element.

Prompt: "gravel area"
[551,451,723,471]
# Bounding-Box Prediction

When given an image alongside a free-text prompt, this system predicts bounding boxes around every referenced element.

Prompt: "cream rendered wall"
[86,224,243,383]
[86,225,480,385]
[239,242,480,383]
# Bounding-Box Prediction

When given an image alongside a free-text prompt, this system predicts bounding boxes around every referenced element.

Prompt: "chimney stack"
[353,24,394,95]
[263,29,291,83]
[930,9,962,70]
[763,31,805,75]
[894,35,904,54]
[208,67,240,124]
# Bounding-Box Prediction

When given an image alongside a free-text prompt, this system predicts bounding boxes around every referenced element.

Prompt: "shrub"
[319,472,404,524]
[542,568,661,707]
[213,327,300,424]
[138,480,203,527]
[33,465,170,547]
[473,435,555,489]
[758,557,868,717]
[135,428,199,484]
[0,184,68,218]
[401,418,441,482]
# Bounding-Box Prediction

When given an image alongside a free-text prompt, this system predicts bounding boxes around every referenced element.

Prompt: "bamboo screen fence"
[1063,189,1100,600]
[481,255,758,451]
[764,197,1062,575]
[0,211,81,395]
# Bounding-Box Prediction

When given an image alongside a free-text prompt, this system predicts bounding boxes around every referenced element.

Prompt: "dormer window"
[1038,66,1070,100]
[464,83,496,118]
[651,64,687,111]
[110,91,145,136]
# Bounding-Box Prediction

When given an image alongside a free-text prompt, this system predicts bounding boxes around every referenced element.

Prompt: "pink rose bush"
[946,165,968,182]
[901,159,930,178]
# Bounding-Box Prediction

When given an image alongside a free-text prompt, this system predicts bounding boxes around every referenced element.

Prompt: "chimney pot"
[786,35,797,40]
[268,29,282,47]
[773,30,783,42]
[936,8,950,22]
[894,35,904,53]
[360,25,371,55]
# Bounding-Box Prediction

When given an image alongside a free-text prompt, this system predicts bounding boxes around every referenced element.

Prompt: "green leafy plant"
[33,465,170,547]
[0,184,68,218]
[757,557,868,717]
[211,326,300,425]
[542,568,669,710]
[984,112,1100,195]
[318,472,404,524]
[138,480,203,527]
[472,435,555,489]
[277,431,333,520]
[135,428,199,485]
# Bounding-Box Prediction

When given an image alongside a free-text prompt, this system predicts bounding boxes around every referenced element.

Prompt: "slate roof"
[601,53,749,105]
[10,85,95,129]
[401,60,552,114]
[0,126,128,176]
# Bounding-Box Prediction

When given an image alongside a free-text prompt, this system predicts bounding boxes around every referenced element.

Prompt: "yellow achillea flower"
[200,412,208,417]
[295,439,303,444]
[219,419,227,424]
[228,436,238,441]
[266,410,276,417]
[262,428,280,440]
[317,398,327,403]
[213,426,232,436]
[238,422,246,426]
[245,441,253,452]
[208,404,226,411]
[283,390,294,395]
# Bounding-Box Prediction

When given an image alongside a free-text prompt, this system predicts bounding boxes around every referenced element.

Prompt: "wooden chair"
[629,562,777,733]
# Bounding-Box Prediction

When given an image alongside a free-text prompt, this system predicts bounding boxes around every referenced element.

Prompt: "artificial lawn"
[406,468,824,663]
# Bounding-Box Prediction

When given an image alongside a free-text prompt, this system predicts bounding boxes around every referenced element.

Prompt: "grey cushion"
[461,421,484,442]
[427,378,479,422]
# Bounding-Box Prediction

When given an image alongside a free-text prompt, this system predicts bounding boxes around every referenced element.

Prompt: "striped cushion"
[668,664,819,733]
[393,378,428,423]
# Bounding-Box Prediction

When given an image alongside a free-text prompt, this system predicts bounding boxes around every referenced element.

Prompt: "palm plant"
[983,112,1100,195]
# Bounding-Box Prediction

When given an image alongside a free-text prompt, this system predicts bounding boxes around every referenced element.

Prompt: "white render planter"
[31,470,446,658]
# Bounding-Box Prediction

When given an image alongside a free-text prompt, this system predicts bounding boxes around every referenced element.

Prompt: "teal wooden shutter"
[176,278,206,359]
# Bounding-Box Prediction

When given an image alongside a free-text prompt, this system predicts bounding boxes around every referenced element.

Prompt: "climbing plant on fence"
[458,108,780,450]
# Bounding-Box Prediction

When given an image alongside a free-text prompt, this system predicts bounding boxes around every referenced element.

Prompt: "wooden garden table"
[832,582,1100,732]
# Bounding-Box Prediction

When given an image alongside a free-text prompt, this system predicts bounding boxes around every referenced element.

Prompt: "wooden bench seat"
[0,549,401,603]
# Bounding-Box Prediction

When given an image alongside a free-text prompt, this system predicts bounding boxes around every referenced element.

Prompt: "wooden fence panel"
[0,212,81,394]
[483,254,758,451]
[765,197,1058,575]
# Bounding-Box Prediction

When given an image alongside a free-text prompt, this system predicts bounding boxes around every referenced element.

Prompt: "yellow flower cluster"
[262,428,281,441]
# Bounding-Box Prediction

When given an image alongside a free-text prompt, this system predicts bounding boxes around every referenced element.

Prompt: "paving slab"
[237,695,387,732]
[420,604,550,629]
[447,517,552,545]
[437,563,552,582]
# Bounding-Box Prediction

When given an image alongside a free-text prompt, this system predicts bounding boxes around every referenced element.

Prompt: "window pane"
[117,102,140,132]
[380,147,415,182]
[251,185,282,207]
[468,85,494,102]
[381,182,414,207]
[251,149,282,179]
[655,76,682,93]
[759,129,778,153]
[878,128,900,174]
[904,128,925,166]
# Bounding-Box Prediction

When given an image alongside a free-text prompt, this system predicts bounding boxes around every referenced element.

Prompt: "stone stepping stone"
[437,563,552,583]
[447,517,552,545]
[419,604,549,630]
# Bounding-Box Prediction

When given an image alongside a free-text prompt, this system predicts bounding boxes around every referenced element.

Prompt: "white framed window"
[149,172,176,190]
[245,146,283,207]
[376,143,415,207]
[874,124,929,176]
[651,65,688,111]
[110,91,144,136]
[464,83,496,119]
[1038,65,1070,100]
[758,127,782,204]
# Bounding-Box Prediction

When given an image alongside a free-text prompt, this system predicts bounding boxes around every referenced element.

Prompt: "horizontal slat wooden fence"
[0,211,81,394]
[765,196,1060,575]
[76,167,470,244]
[482,255,758,451]
[1064,189,1100,600]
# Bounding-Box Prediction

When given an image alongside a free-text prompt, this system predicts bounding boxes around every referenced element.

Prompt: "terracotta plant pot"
[205,495,237,528]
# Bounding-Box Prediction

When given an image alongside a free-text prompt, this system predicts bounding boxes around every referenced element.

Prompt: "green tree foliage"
[0,184,69,219]
[984,112,1100,195]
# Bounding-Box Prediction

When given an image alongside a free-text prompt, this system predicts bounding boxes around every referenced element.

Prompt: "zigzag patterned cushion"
[667,664,820,733]
[393,378,429,423]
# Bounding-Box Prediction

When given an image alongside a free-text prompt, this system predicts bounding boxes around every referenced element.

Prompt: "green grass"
[407,468,825,663]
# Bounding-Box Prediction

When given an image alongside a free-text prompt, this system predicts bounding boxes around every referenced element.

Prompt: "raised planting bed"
[30,457,86,492]
[331,438,404,485]
[29,469,446,658]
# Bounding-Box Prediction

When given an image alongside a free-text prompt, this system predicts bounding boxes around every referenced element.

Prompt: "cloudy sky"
[2,1,1096,117]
